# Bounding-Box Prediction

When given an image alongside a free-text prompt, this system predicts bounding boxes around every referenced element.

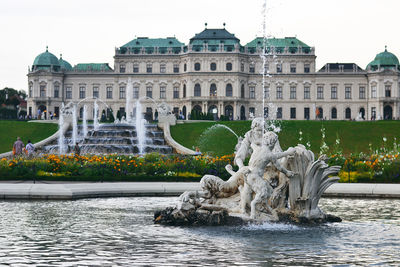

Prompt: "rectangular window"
[276,63,282,73]
[106,86,113,99]
[345,87,351,99]
[173,87,179,99]
[304,64,310,73]
[146,63,152,73]
[277,107,282,119]
[359,87,365,99]
[249,64,255,73]
[54,85,59,98]
[119,64,126,73]
[160,63,166,73]
[276,86,283,99]
[241,63,244,72]
[264,87,270,99]
[304,107,310,119]
[264,64,269,73]
[146,86,152,98]
[40,85,46,97]
[66,87,72,99]
[79,86,85,99]
[371,85,377,98]
[317,86,324,99]
[290,64,296,73]
[385,85,391,97]
[173,64,179,73]
[133,87,139,99]
[160,86,166,99]
[93,87,99,98]
[249,107,255,117]
[304,86,310,99]
[290,86,296,99]
[119,86,126,99]
[331,86,337,99]
[133,64,139,73]
[290,107,296,119]
[249,86,255,99]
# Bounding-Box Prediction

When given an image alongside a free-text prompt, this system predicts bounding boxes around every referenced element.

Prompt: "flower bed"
[0,153,234,181]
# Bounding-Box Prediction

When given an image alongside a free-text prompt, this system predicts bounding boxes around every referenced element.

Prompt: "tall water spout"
[72,104,78,145]
[94,100,99,131]
[135,100,146,154]
[126,78,133,123]
[82,105,88,137]
[58,105,65,154]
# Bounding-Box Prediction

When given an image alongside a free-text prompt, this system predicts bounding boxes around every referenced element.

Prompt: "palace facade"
[27,27,400,121]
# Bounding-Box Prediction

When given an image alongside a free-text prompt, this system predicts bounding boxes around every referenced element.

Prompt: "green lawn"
[171,120,400,156]
[0,121,58,153]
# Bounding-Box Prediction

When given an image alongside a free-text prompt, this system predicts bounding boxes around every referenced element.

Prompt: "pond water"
[0,197,399,266]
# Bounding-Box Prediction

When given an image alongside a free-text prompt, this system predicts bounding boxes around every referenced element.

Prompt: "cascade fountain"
[43,95,173,155]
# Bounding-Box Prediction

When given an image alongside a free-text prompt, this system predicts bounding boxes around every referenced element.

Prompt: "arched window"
[210,63,216,71]
[184,63,187,72]
[194,83,201,97]
[226,62,232,71]
[241,84,245,98]
[359,107,365,119]
[226,83,233,97]
[345,107,351,119]
[210,83,217,96]
[194,62,201,71]
[331,107,337,119]
[183,84,186,98]
[224,105,233,120]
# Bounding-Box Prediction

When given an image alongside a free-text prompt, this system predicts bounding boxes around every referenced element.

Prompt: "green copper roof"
[121,37,184,48]
[74,63,112,72]
[245,37,310,48]
[367,48,399,69]
[33,48,60,67]
[190,28,240,44]
[59,55,72,71]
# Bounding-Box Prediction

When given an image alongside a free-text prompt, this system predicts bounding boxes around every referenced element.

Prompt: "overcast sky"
[0,0,399,92]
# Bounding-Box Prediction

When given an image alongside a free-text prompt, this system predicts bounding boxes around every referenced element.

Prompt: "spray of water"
[58,103,65,154]
[126,78,133,123]
[260,0,281,134]
[94,100,99,131]
[82,105,88,137]
[135,100,146,154]
[72,104,78,145]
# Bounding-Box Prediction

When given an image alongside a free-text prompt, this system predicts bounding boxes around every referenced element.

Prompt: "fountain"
[154,117,341,225]
[43,95,174,155]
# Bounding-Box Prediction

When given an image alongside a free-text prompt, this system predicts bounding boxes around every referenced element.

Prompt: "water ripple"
[0,197,399,265]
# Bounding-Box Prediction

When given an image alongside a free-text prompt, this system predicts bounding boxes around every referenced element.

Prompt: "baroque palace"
[27,26,400,121]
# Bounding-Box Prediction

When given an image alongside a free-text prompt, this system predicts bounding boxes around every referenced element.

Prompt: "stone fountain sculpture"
[154,118,341,225]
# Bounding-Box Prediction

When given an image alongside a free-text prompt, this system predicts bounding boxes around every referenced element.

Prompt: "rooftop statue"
[155,118,341,225]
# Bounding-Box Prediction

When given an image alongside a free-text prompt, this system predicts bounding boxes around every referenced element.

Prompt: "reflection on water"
[0,198,399,266]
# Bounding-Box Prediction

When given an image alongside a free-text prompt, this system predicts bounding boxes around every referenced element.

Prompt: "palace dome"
[59,55,73,71]
[367,48,399,70]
